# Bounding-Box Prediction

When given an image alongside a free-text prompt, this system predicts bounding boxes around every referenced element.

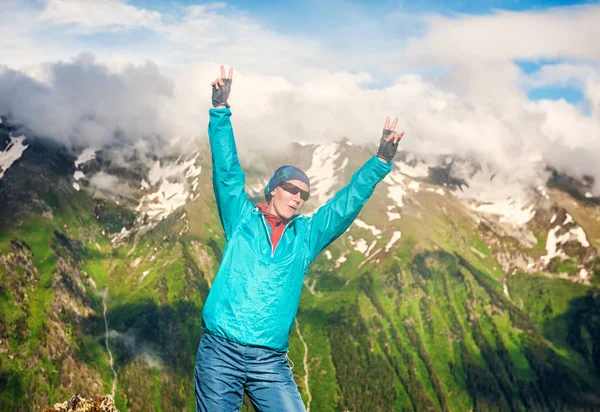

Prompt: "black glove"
[212,78,232,108]
[377,129,399,162]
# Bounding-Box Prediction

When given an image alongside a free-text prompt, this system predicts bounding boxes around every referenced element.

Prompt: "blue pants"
[194,333,306,412]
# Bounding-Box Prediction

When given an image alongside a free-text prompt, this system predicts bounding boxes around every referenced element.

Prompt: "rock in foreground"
[42,394,119,412]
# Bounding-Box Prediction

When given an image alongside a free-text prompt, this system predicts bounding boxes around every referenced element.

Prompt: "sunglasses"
[279,182,310,201]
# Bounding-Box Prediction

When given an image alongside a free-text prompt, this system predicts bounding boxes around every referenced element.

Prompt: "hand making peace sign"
[377,116,405,162]
[211,65,233,108]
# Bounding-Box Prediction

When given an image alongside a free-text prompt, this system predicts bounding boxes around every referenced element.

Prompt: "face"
[268,179,309,221]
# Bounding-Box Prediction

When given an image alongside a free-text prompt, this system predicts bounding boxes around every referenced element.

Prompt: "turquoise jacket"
[201,108,392,351]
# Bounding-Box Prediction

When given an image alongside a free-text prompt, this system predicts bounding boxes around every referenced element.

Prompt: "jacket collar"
[256,203,301,225]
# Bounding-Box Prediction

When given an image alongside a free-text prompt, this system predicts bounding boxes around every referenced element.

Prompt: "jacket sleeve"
[208,108,254,239]
[307,155,392,260]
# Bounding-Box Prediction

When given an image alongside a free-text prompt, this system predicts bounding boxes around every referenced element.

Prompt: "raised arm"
[307,117,404,259]
[208,66,253,239]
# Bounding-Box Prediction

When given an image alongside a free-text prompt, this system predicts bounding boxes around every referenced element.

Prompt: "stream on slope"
[103,287,118,398]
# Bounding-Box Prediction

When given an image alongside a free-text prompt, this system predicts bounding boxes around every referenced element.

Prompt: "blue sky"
[131,0,595,17]
[125,0,597,104]
[4,0,596,106]
[517,59,584,103]
[2,0,600,191]
[127,0,597,39]
[130,0,596,31]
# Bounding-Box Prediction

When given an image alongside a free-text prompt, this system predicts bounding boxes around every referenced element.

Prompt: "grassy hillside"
[1,136,599,411]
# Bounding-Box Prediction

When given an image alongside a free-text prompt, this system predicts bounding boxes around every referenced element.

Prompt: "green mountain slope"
[1,130,599,411]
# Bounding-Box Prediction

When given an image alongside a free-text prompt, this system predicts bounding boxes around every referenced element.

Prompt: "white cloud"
[522,63,600,89]
[403,5,600,66]
[39,0,162,33]
[0,1,599,195]
[0,54,188,149]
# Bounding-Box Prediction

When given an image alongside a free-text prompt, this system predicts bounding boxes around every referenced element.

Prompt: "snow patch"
[472,200,536,226]
[470,246,486,259]
[541,226,569,264]
[503,279,510,299]
[365,240,377,256]
[426,187,445,196]
[550,214,557,224]
[387,185,406,208]
[584,192,593,199]
[335,253,347,268]
[304,143,345,206]
[408,181,421,192]
[387,205,401,221]
[353,219,382,238]
[579,268,589,279]
[571,226,590,247]
[137,158,198,223]
[385,231,402,252]
[348,236,369,254]
[563,213,573,225]
[395,158,429,178]
[325,250,332,260]
[246,178,269,198]
[384,171,406,208]
[296,141,321,147]
[72,182,80,191]
[74,148,97,167]
[137,179,188,220]
[142,270,150,279]
[359,248,381,268]
[111,227,132,244]
[0,135,28,180]
[540,225,590,265]
[74,171,85,181]
[450,162,537,226]
[185,163,202,179]
[536,185,549,199]
[387,212,401,221]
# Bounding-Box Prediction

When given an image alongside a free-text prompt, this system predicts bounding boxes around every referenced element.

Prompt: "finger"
[220,65,226,78]
[384,116,390,130]
[396,131,405,143]
[385,132,396,142]
[228,68,233,79]
[390,117,398,130]
[218,78,224,86]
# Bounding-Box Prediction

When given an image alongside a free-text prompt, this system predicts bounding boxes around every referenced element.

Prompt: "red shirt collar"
[257,203,285,226]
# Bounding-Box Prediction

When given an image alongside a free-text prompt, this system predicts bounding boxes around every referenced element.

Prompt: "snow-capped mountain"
[1,118,599,411]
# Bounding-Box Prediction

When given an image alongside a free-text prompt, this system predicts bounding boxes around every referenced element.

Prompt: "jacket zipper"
[259,214,291,258]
